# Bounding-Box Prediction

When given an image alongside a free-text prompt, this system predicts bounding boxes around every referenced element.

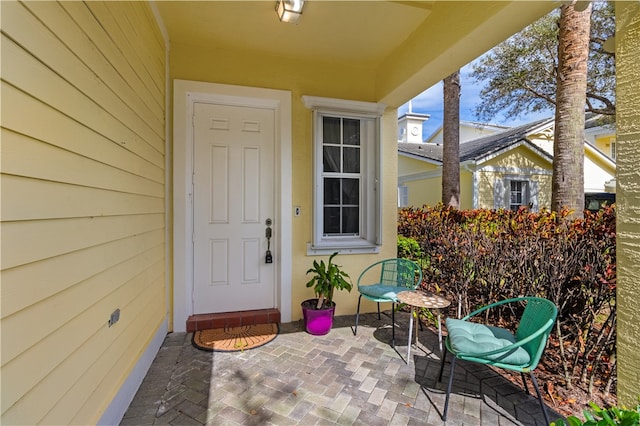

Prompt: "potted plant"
[302,252,352,335]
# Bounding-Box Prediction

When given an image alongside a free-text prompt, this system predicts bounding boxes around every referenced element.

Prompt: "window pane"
[324,207,340,234]
[323,146,340,172]
[342,178,359,204]
[342,207,359,234]
[323,117,340,144]
[509,180,528,210]
[324,178,341,204]
[343,147,360,173]
[343,119,360,146]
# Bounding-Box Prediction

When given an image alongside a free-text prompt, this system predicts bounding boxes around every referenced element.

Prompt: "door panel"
[192,102,275,313]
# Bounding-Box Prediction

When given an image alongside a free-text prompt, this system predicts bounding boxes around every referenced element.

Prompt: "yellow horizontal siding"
[70,288,166,425]
[1,35,164,167]
[1,251,164,414]
[2,130,164,198]
[83,2,165,120]
[1,242,164,361]
[98,2,165,91]
[2,229,165,319]
[2,84,164,184]
[1,214,164,270]
[3,2,164,147]
[2,262,165,424]
[2,175,164,221]
[1,0,166,423]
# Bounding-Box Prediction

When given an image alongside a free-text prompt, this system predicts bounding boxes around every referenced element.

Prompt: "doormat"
[192,323,279,352]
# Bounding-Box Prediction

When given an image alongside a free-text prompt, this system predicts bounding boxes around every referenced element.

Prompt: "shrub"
[551,401,639,426]
[398,204,616,396]
[397,235,423,260]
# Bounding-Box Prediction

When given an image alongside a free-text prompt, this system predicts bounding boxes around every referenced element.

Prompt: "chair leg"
[529,372,550,426]
[442,357,457,421]
[377,302,381,319]
[438,347,447,382]
[391,302,395,347]
[521,372,530,395]
[354,295,362,336]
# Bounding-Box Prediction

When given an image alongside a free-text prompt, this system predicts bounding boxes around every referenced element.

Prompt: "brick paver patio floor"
[121,311,561,425]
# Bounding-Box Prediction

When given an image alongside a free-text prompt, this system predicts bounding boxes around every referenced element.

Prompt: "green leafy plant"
[397,235,422,259]
[305,252,352,309]
[551,402,640,426]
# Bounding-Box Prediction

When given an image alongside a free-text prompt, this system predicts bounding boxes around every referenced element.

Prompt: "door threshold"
[186,308,280,332]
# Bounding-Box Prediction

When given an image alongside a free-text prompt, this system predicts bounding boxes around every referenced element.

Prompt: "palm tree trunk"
[551,1,591,218]
[442,70,461,208]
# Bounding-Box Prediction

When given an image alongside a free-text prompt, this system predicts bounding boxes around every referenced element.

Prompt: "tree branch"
[586,92,616,115]
[523,83,557,107]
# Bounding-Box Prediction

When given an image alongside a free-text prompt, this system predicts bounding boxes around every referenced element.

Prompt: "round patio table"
[397,290,451,363]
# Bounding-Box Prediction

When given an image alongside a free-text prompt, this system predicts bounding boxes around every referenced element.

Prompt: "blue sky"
[398,62,553,141]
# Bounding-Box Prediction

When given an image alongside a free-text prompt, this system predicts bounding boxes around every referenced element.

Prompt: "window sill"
[306,242,380,256]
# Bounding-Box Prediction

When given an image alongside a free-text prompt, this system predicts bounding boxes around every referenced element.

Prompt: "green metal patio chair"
[352,258,422,346]
[438,296,557,424]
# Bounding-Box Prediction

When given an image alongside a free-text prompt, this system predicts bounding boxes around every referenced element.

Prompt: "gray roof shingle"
[398,117,554,163]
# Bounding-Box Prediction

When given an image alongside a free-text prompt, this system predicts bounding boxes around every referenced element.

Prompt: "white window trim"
[398,185,409,208]
[303,96,385,255]
[611,139,616,160]
[495,175,539,212]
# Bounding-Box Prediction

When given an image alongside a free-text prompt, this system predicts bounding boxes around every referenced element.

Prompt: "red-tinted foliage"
[398,204,616,397]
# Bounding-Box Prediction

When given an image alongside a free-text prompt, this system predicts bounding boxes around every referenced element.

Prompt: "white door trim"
[173,80,292,331]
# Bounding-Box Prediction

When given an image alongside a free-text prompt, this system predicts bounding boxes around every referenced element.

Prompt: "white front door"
[192,102,275,313]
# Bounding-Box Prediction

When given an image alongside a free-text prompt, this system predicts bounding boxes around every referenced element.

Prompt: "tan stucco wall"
[398,156,440,208]
[615,0,640,407]
[593,134,616,159]
[399,154,438,176]
[530,132,616,193]
[459,169,474,210]
[170,44,398,319]
[1,1,166,424]
[406,177,441,208]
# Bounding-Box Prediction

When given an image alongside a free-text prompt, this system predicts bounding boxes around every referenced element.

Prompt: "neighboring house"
[399,119,554,210]
[424,120,508,144]
[525,116,617,194]
[398,117,617,209]
[1,1,639,424]
[584,113,617,160]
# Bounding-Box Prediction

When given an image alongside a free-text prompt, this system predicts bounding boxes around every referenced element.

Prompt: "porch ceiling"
[155,1,557,106]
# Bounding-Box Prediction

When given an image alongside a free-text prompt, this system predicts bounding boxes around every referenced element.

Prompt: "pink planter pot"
[301,299,335,335]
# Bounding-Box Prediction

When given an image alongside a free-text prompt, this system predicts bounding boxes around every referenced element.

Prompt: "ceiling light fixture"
[276,0,304,24]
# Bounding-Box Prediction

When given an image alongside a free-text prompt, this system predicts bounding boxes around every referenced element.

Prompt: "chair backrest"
[515,297,558,369]
[378,258,422,289]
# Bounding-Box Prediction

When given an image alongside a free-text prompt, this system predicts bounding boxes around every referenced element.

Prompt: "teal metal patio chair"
[352,258,422,346]
[438,296,558,424]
